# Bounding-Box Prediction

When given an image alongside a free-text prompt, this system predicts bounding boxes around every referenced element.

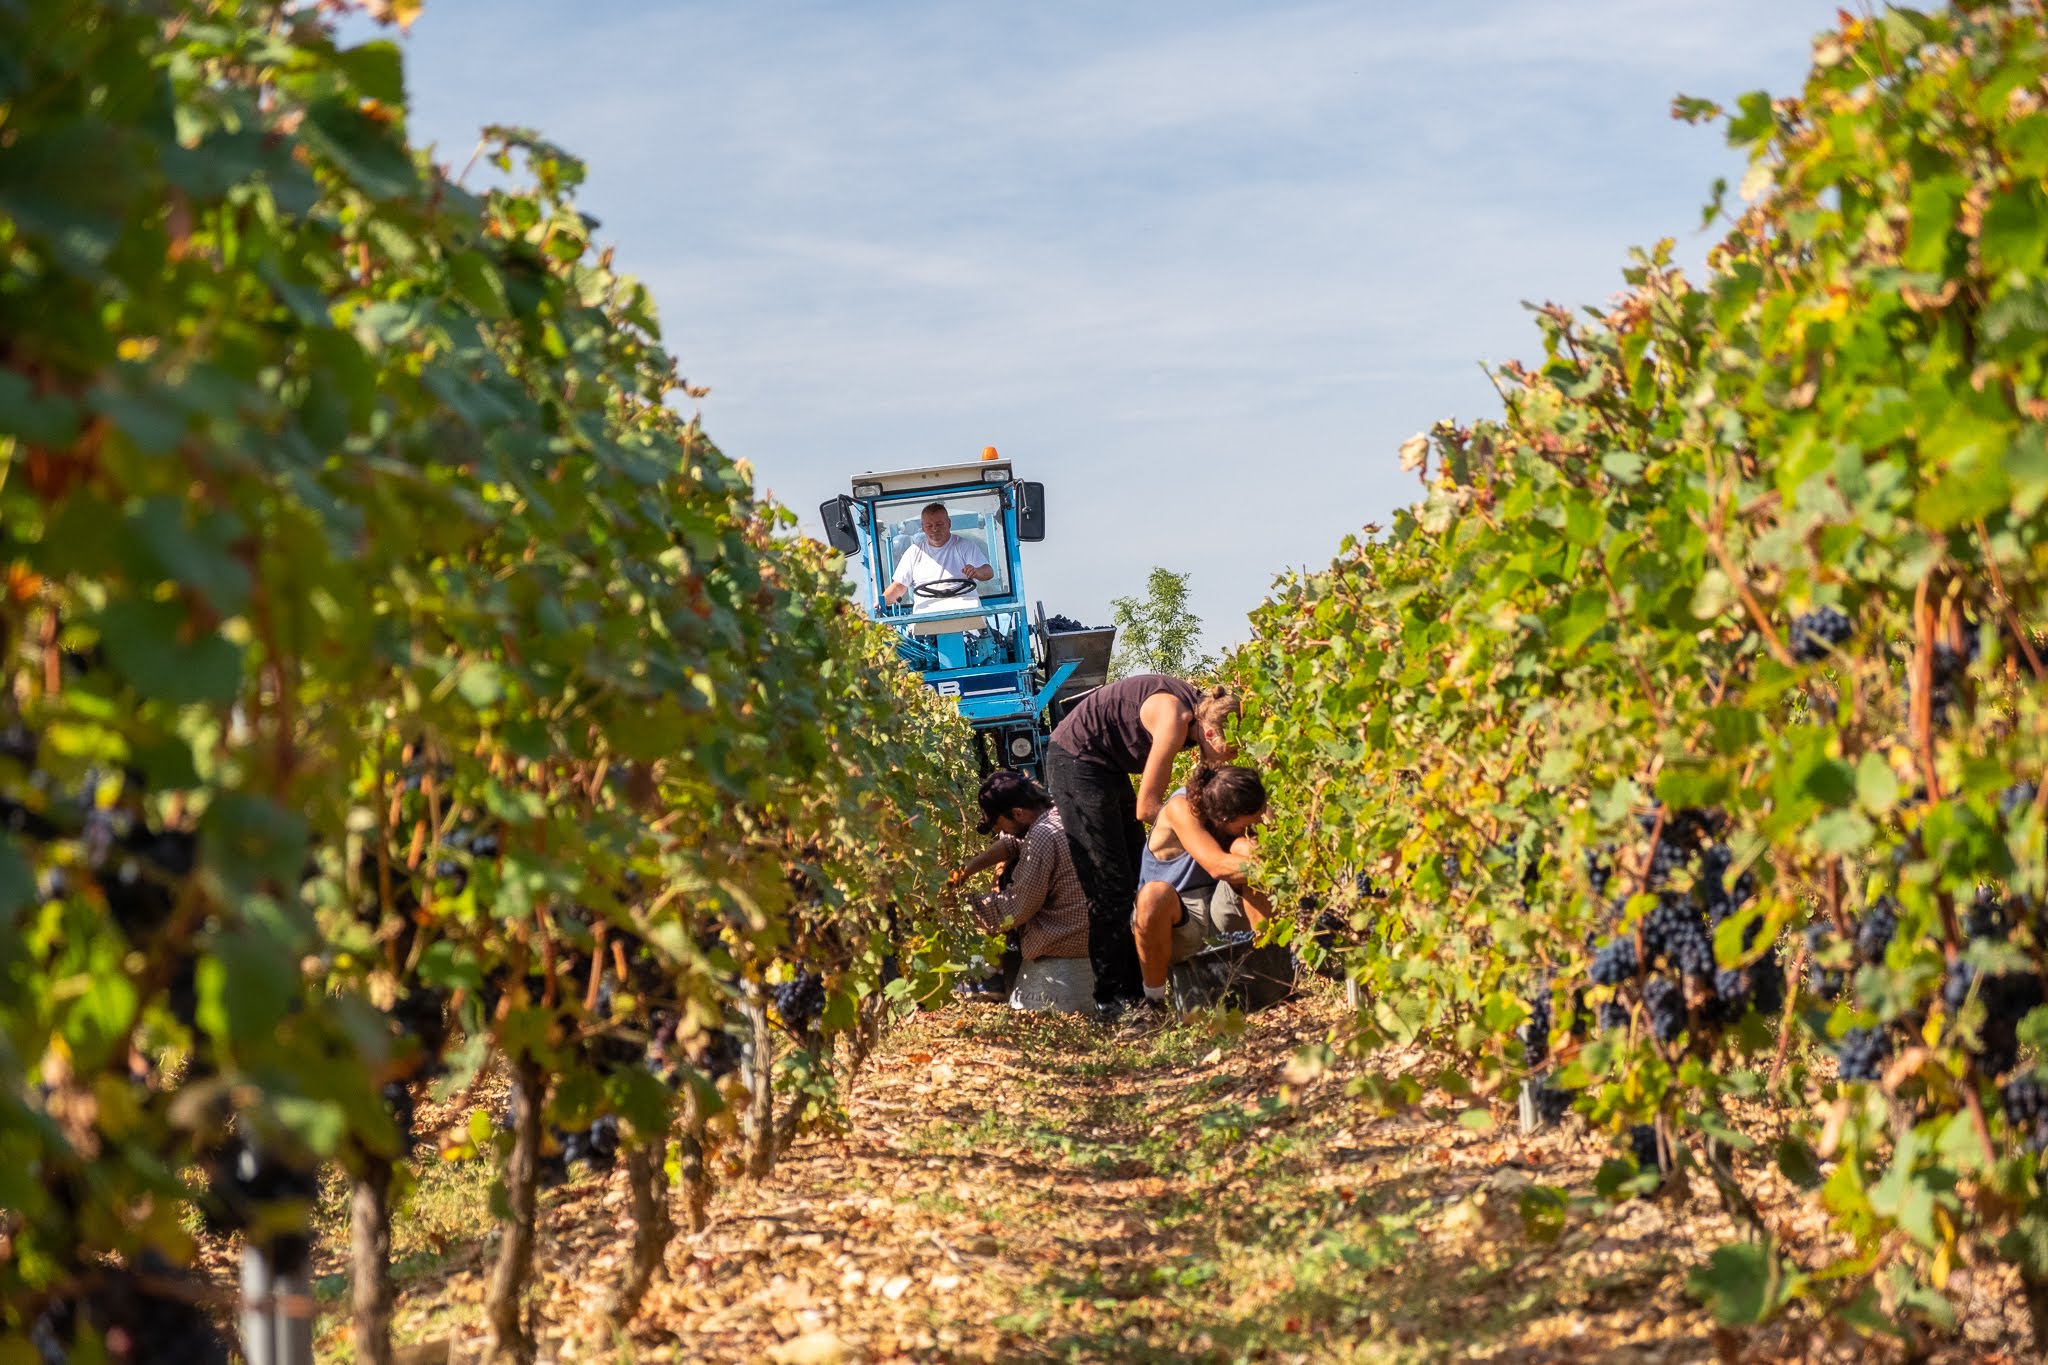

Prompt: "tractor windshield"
[875,489,1012,604]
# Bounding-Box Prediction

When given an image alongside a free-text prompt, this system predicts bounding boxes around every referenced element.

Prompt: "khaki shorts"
[1159,882,1251,965]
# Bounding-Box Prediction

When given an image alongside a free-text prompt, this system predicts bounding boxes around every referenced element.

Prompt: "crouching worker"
[1132,764,1270,1013]
[966,769,1095,1012]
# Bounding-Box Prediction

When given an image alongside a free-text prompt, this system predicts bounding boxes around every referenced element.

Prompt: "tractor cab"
[819,450,1113,777]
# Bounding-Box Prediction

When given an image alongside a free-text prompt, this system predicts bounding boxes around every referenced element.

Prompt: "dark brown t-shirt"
[1050,674,1201,774]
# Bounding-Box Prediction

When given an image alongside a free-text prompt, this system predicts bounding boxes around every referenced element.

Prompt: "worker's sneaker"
[957,976,1008,1005]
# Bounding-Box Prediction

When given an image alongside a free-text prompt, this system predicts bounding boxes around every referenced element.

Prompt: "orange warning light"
[980,446,999,461]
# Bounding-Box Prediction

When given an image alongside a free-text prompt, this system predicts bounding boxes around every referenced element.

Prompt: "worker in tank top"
[1043,674,1240,1018]
[1132,764,1270,1009]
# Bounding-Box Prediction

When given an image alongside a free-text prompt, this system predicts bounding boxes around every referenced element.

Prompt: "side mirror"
[1015,482,1046,542]
[818,496,860,555]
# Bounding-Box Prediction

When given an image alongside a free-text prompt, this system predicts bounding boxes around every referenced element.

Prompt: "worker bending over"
[963,769,1094,1013]
[881,503,992,611]
[1044,675,1239,1020]
[1131,764,1270,1012]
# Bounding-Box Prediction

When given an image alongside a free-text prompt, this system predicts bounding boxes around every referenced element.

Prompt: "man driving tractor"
[881,502,992,612]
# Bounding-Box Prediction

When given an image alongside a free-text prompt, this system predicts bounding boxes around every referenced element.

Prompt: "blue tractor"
[818,450,1114,778]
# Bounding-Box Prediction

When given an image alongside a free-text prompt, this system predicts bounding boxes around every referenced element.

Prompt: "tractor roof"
[851,459,1012,497]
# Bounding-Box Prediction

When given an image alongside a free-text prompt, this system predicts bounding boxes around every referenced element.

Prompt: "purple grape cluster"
[1586,809,1783,1044]
[1628,1123,1661,1174]
[1530,1083,1576,1124]
[773,972,827,1035]
[1788,607,1854,663]
[1805,921,1845,1001]
[1642,975,1687,1043]
[30,1256,232,1365]
[1585,847,1615,898]
[1966,886,2011,943]
[1641,893,1715,979]
[1836,1026,1890,1082]
[1944,957,2045,1078]
[1855,899,1898,966]
[1523,986,1552,1065]
[1999,1075,2048,1153]
[1590,936,1638,987]
[201,1135,321,1275]
[558,1115,620,1173]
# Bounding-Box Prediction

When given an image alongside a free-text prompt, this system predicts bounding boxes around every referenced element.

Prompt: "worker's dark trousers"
[1045,742,1145,1008]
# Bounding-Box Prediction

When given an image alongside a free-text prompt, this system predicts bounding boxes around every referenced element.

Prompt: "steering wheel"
[914,576,980,600]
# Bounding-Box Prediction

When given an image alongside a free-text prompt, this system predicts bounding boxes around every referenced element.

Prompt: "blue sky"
[374,0,1841,652]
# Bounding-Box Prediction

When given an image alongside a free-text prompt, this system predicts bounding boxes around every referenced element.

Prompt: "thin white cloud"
[380,0,1841,646]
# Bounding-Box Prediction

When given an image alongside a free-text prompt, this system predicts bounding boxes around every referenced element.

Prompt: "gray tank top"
[1139,841,1216,893]
[1137,787,1217,892]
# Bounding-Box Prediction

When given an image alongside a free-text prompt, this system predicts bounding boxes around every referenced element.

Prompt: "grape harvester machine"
[818,450,1112,777]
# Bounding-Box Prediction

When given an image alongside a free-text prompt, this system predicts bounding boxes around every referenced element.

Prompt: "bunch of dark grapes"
[1640,894,1714,980]
[2002,782,2040,824]
[1591,816,1788,1042]
[1788,607,1854,663]
[557,1115,620,1173]
[1585,847,1614,899]
[100,826,198,947]
[1945,958,2044,1077]
[1637,806,1723,887]
[201,1134,321,1274]
[1529,1083,1575,1125]
[1590,936,1638,987]
[2000,1075,2048,1152]
[1285,903,1349,981]
[1628,1123,1662,1174]
[380,1082,417,1153]
[30,1257,232,1365]
[1806,922,1845,1001]
[772,972,826,1036]
[1720,957,1785,1019]
[1855,899,1898,966]
[389,985,451,1129]
[1642,976,1687,1043]
[1836,1026,1890,1082]
[648,1011,746,1086]
[1966,886,2011,943]
[1695,844,1753,918]
[1523,986,1552,1066]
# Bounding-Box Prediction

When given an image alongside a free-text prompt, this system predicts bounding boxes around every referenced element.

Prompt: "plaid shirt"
[984,807,1090,960]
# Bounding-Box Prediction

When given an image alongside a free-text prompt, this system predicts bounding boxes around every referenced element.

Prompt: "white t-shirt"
[891,534,990,613]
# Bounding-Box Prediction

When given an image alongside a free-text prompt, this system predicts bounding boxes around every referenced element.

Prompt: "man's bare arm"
[949,837,1019,887]
[1133,692,1193,824]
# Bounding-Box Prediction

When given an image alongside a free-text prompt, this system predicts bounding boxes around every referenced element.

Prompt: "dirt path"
[327,993,2035,1364]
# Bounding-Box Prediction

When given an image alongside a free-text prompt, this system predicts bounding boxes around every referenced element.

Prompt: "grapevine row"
[1233,3,2048,1344]
[0,4,975,1362]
